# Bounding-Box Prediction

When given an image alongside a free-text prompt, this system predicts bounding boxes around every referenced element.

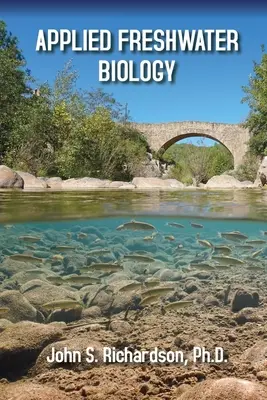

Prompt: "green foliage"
[1,36,147,179]
[242,49,267,156]
[235,152,259,182]
[0,20,31,161]
[163,142,233,185]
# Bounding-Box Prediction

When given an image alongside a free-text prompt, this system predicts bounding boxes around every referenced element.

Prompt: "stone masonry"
[132,121,251,168]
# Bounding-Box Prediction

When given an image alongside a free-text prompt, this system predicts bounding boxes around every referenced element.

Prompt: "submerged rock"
[21,279,79,311]
[34,336,104,374]
[178,377,267,399]
[234,307,263,325]
[1,382,68,400]
[231,289,259,312]
[46,307,82,323]
[0,290,41,323]
[0,165,24,188]
[0,321,63,379]
[0,318,13,332]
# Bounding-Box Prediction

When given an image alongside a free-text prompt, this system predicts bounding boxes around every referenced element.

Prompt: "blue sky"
[1,11,267,145]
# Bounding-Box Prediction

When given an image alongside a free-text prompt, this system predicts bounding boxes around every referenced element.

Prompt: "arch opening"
[158,134,234,186]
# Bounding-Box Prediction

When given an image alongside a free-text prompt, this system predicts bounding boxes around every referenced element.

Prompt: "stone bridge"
[132,121,251,168]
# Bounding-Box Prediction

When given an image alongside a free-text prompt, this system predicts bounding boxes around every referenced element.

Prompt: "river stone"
[46,176,63,189]
[240,340,267,368]
[132,177,184,189]
[231,289,259,312]
[234,307,263,325]
[0,321,63,379]
[34,336,104,374]
[0,165,24,188]
[178,377,267,399]
[61,177,110,189]
[16,171,48,189]
[0,318,13,332]
[0,290,41,323]
[47,307,82,323]
[21,279,80,311]
[255,156,267,186]
[1,382,69,400]
[205,175,241,188]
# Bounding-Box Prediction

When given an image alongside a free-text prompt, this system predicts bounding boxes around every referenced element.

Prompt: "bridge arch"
[132,121,251,168]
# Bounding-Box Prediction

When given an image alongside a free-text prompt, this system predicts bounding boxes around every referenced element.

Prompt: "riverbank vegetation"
[0,21,148,180]
[161,141,234,185]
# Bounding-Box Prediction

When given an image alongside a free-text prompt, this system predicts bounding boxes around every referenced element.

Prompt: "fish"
[116,220,156,231]
[42,299,82,310]
[19,235,41,243]
[119,282,143,293]
[77,233,88,239]
[46,276,64,284]
[191,223,204,229]
[246,240,266,245]
[214,264,232,271]
[197,239,213,248]
[213,245,232,255]
[141,286,175,298]
[123,254,156,263]
[87,263,123,273]
[235,245,254,250]
[220,232,248,241]
[165,235,175,241]
[252,249,263,258]
[52,254,64,261]
[143,236,154,241]
[63,275,100,285]
[246,265,265,272]
[9,254,43,263]
[53,245,76,251]
[88,249,112,256]
[167,222,185,228]
[144,279,161,288]
[4,225,14,229]
[212,255,244,265]
[140,295,160,307]
[0,307,10,315]
[190,263,216,271]
[164,300,194,311]
[25,269,44,275]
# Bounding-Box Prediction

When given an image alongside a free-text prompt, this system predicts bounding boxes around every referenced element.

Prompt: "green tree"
[242,47,267,156]
[0,20,31,161]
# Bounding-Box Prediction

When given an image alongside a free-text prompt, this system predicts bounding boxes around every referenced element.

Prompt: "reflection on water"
[0,189,267,223]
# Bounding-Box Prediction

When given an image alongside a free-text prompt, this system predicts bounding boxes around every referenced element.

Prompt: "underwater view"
[1,190,267,399]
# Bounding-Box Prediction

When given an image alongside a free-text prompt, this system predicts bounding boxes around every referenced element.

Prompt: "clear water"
[1,189,267,323]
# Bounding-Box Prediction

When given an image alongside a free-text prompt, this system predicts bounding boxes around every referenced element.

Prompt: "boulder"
[0,382,68,400]
[61,177,110,189]
[205,175,254,189]
[234,307,263,325]
[132,177,184,189]
[178,377,267,399]
[109,181,136,189]
[255,156,267,186]
[0,290,41,323]
[34,336,104,374]
[0,321,63,379]
[0,165,24,188]
[21,279,80,311]
[16,171,48,189]
[0,318,13,332]
[45,177,63,189]
[231,289,259,312]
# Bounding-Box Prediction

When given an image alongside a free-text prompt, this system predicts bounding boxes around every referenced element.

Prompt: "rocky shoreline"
[0,165,263,191]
